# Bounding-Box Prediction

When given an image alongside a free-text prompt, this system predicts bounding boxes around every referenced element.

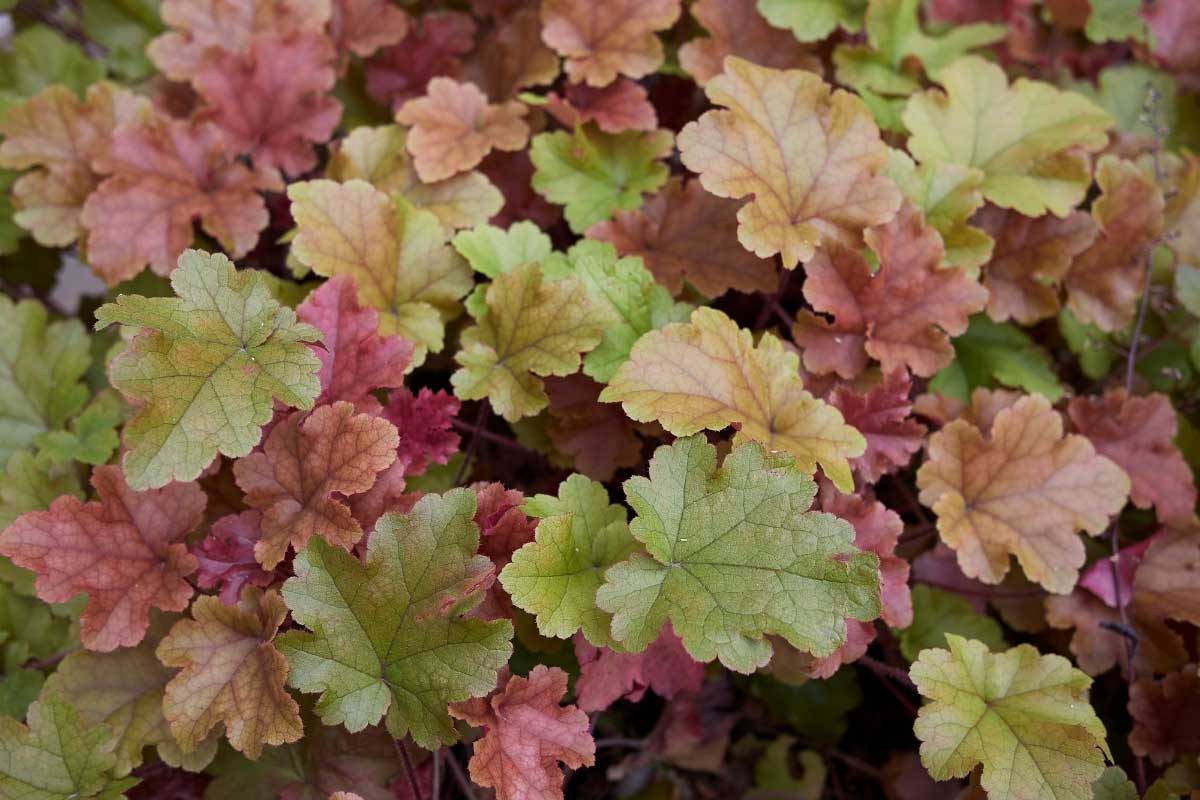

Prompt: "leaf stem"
[454,401,491,485]
[857,656,919,716]
[393,738,425,800]
[443,748,478,800]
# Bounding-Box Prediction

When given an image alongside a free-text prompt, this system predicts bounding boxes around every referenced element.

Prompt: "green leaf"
[95,250,323,489]
[596,435,881,674]
[0,171,23,256]
[931,315,1064,402]
[0,695,137,799]
[500,475,638,648]
[747,670,863,744]
[746,736,825,800]
[531,126,672,233]
[34,390,122,466]
[897,585,1006,662]
[1084,0,1147,44]
[756,0,867,42]
[885,150,992,273]
[1059,308,1117,381]
[1083,66,1182,147]
[277,490,514,749]
[911,635,1109,800]
[1092,767,1139,800]
[79,0,164,81]
[0,451,82,534]
[1176,264,1200,317]
[0,26,104,102]
[452,221,552,278]
[545,240,692,383]
[0,297,91,466]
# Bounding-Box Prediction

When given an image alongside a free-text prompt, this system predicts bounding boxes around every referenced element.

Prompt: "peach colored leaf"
[572,626,703,712]
[330,0,410,58]
[158,588,302,759]
[902,56,1112,217]
[448,665,595,800]
[1129,668,1200,766]
[916,395,1130,593]
[600,306,865,491]
[297,275,414,408]
[587,177,778,297]
[327,125,503,231]
[234,401,399,570]
[792,201,987,378]
[540,0,682,87]
[544,375,642,482]
[542,79,657,134]
[977,205,1098,324]
[1064,155,1165,332]
[0,82,148,249]
[94,250,323,489]
[395,78,530,182]
[829,370,927,483]
[462,7,559,102]
[0,465,203,652]
[451,262,612,422]
[194,31,341,177]
[911,636,1109,800]
[677,57,900,269]
[679,0,822,87]
[148,0,330,81]
[193,510,279,607]
[1132,524,1200,628]
[80,113,275,284]
[1045,589,1186,678]
[1067,389,1196,525]
[364,12,477,111]
[288,179,473,363]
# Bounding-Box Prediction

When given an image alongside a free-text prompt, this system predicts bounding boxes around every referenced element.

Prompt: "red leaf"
[194,32,341,176]
[382,387,462,476]
[1077,534,1158,609]
[543,79,658,134]
[449,666,595,800]
[192,510,280,606]
[829,371,927,484]
[1130,669,1200,765]
[297,275,414,409]
[475,482,536,567]
[544,374,642,481]
[572,626,704,712]
[365,12,477,111]
[80,113,274,284]
[1143,0,1200,89]
[481,150,562,229]
[0,465,203,651]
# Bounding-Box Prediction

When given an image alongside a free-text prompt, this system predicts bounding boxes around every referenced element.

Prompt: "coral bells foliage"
[5,3,1200,800]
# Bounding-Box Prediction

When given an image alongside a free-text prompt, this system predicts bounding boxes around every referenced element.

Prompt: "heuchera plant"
[2,0,1200,798]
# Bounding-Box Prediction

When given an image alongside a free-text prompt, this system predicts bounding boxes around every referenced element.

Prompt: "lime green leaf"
[0,297,90,466]
[531,126,672,233]
[1085,0,1147,44]
[0,695,137,799]
[0,451,82,534]
[756,0,867,42]
[1176,264,1200,317]
[885,150,992,273]
[452,221,552,278]
[277,490,513,749]
[500,475,638,647]
[834,0,1004,98]
[95,250,323,489]
[746,736,825,800]
[0,26,104,102]
[912,635,1110,800]
[897,585,1006,662]
[1092,767,1140,800]
[1059,308,1116,381]
[452,262,613,422]
[931,315,1064,402]
[34,390,122,466]
[546,240,692,383]
[748,669,863,744]
[0,171,23,256]
[596,436,881,674]
[904,56,1113,217]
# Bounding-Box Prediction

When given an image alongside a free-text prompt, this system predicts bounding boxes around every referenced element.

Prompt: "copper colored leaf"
[544,375,641,482]
[1064,156,1166,332]
[588,177,778,298]
[395,78,530,183]
[677,57,900,269]
[977,206,1098,325]
[540,0,682,87]
[793,201,987,378]
[1129,668,1200,766]
[194,31,341,177]
[829,370,927,483]
[601,307,866,491]
[917,395,1130,593]
[572,627,704,712]
[543,79,658,134]
[330,0,410,58]
[364,12,477,111]
[679,0,822,87]
[448,665,595,800]
[0,465,203,651]
[1133,524,1200,628]
[1067,389,1196,525]
[158,588,302,759]
[193,510,278,607]
[462,7,559,102]
[1045,590,1186,678]
[80,114,276,284]
[297,275,414,408]
[234,401,399,570]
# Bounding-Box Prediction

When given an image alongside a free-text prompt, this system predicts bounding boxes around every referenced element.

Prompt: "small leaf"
[897,584,1006,662]
[931,315,1064,402]
[540,0,682,86]
[572,627,703,712]
[755,0,867,42]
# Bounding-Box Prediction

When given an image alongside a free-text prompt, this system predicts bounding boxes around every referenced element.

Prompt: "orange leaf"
[540,0,682,87]
[157,588,302,758]
[233,402,400,570]
[396,78,530,182]
[0,465,203,651]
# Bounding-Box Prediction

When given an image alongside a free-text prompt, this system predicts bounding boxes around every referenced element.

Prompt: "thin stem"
[823,748,883,781]
[450,419,527,452]
[25,649,73,671]
[454,401,490,485]
[593,737,645,750]
[393,738,425,800]
[1124,261,1155,393]
[889,475,932,527]
[431,748,442,800]
[754,268,792,330]
[858,656,916,690]
[444,748,478,800]
[857,656,919,716]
